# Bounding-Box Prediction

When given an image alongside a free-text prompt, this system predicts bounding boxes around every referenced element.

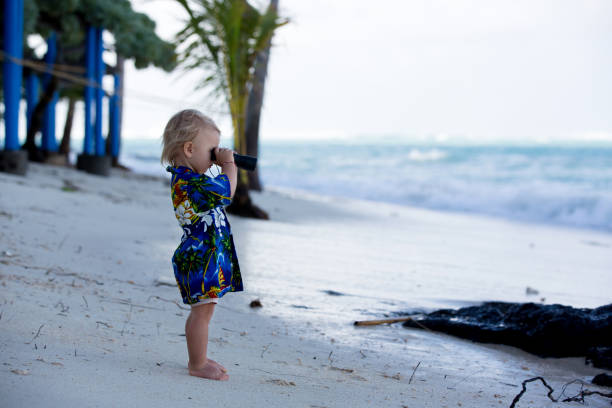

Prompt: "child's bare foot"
[188,361,229,381]
[188,358,227,373]
[207,358,227,373]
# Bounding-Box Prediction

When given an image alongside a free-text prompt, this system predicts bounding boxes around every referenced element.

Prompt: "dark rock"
[402,302,612,368]
[586,347,612,370]
[592,373,612,387]
[249,299,262,308]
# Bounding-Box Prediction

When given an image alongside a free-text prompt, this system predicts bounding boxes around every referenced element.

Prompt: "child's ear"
[183,141,193,158]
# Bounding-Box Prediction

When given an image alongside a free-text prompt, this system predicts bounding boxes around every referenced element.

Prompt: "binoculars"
[210,149,257,172]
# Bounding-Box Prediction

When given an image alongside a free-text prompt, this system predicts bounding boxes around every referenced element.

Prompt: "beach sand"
[0,163,610,407]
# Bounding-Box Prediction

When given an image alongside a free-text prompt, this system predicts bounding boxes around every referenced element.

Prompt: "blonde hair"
[160,109,220,166]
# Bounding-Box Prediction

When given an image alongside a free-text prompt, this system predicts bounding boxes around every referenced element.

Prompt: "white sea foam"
[120,139,612,232]
[406,148,447,161]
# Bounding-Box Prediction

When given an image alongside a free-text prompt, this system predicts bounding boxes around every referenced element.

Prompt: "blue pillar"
[83,26,96,155]
[2,0,24,151]
[109,73,121,158]
[94,27,105,156]
[41,32,58,152]
[26,74,39,135]
[76,25,111,176]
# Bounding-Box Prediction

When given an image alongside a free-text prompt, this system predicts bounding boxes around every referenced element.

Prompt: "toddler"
[161,109,244,381]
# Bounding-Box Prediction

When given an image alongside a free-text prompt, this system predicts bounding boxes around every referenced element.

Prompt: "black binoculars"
[210,149,257,172]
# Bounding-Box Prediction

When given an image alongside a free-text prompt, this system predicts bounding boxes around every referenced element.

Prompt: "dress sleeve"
[186,173,232,211]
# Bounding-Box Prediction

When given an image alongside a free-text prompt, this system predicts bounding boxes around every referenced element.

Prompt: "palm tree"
[175,0,287,219]
[245,0,278,192]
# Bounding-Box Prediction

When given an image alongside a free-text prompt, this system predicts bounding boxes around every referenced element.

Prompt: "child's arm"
[214,147,237,198]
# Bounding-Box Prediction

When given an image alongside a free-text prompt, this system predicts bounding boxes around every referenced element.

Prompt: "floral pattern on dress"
[167,165,243,305]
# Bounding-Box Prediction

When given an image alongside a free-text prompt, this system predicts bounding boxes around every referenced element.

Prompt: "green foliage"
[23,0,40,36]
[1,0,178,104]
[79,0,177,70]
[1,0,176,71]
[174,0,287,155]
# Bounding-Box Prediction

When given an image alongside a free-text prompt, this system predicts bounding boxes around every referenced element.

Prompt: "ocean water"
[120,138,612,232]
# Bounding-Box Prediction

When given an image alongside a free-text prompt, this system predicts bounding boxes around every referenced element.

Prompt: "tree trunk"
[227,94,269,219]
[244,0,278,191]
[59,96,76,156]
[226,181,269,219]
[22,75,59,162]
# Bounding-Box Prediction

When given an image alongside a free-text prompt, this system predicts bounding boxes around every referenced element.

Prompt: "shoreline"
[117,139,612,234]
[1,163,611,407]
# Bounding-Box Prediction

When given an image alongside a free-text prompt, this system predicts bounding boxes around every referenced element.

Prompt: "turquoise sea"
[119,138,612,232]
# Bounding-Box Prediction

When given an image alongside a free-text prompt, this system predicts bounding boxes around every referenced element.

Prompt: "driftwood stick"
[261,343,272,358]
[26,324,45,344]
[510,377,557,407]
[509,376,612,407]
[408,361,421,384]
[147,295,189,311]
[558,379,612,402]
[354,316,432,331]
[354,317,414,326]
[563,389,612,402]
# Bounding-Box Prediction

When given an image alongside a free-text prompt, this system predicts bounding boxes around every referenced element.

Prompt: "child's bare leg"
[186,305,227,373]
[185,303,229,380]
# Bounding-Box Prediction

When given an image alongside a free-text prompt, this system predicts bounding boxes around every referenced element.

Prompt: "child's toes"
[208,358,227,373]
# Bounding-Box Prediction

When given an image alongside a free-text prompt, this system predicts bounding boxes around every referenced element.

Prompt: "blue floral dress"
[167,165,244,305]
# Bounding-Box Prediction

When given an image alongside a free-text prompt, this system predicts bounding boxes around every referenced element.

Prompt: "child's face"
[183,127,220,174]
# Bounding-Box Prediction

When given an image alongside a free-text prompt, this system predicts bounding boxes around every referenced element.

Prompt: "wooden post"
[83,25,95,155]
[0,0,28,174]
[26,74,39,134]
[109,72,121,160]
[77,26,111,176]
[94,27,105,157]
[42,32,59,153]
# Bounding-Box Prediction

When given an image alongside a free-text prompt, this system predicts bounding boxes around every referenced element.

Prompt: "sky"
[17,0,612,145]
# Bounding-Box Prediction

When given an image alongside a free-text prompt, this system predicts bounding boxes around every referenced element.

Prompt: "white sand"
[0,163,610,407]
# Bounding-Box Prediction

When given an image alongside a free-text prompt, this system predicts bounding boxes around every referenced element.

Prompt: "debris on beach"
[329,366,354,374]
[265,378,295,386]
[250,299,263,308]
[382,372,401,381]
[509,376,612,407]
[61,179,80,192]
[525,286,539,295]
[154,276,176,287]
[36,358,64,367]
[401,302,612,369]
[354,317,417,326]
[321,290,345,296]
[0,210,13,220]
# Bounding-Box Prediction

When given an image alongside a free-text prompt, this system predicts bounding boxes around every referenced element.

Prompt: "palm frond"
[173,0,288,146]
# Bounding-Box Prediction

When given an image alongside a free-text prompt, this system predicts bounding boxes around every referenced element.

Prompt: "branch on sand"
[509,376,612,408]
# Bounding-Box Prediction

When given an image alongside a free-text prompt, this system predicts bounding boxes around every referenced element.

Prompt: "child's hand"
[213,147,235,165]
[213,147,237,197]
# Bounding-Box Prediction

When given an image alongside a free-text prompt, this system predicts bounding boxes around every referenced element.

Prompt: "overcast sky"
[91,1,612,144]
